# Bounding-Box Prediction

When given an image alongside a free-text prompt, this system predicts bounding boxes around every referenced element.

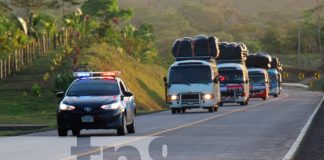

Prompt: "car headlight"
[101,102,121,110]
[203,94,214,100]
[59,102,75,111]
[169,95,178,101]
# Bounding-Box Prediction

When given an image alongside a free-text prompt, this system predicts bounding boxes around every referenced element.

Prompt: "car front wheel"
[171,108,177,114]
[72,129,80,136]
[117,115,127,136]
[58,128,68,137]
[214,106,219,112]
[127,118,135,134]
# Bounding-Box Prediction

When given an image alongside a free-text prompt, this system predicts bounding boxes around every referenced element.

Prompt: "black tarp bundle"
[172,35,220,59]
[270,56,283,71]
[246,53,272,69]
[218,42,248,62]
[172,37,193,57]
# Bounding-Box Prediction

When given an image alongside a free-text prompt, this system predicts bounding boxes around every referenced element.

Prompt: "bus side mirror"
[163,77,167,84]
[216,75,224,83]
[213,77,220,83]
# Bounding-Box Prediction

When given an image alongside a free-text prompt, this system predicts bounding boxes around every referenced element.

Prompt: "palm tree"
[63,8,98,71]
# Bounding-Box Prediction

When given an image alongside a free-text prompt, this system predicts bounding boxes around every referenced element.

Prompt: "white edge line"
[282,95,324,160]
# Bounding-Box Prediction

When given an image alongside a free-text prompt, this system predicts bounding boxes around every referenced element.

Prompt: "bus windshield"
[269,73,277,83]
[169,66,212,84]
[249,75,265,84]
[219,69,244,84]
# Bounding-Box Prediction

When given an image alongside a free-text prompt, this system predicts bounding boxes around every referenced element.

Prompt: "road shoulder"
[292,96,324,160]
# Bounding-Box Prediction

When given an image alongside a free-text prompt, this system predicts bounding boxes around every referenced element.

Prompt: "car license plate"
[82,116,94,123]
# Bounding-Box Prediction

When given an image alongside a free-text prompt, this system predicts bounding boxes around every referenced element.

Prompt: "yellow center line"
[62,93,289,160]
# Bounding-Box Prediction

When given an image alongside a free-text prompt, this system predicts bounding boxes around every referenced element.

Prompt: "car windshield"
[219,69,244,84]
[169,66,212,84]
[249,74,265,84]
[66,80,120,96]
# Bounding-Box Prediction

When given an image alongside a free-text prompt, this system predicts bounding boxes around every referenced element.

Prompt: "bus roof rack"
[175,56,215,62]
[217,60,245,64]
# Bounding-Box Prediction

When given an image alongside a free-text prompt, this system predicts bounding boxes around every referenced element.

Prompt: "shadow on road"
[76,133,118,137]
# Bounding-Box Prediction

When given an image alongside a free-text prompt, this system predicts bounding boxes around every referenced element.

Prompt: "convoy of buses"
[55,35,283,136]
[164,35,282,114]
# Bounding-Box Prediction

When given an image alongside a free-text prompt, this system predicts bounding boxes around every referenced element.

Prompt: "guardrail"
[282,83,309,89]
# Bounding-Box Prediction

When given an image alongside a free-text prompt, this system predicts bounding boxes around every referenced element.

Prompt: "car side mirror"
[56,91,65,99]
[123,91,133,97]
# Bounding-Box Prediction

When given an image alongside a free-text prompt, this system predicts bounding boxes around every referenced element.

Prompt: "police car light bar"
[73,71,121,78]
[102,71,121,77]
[74,72,91,77]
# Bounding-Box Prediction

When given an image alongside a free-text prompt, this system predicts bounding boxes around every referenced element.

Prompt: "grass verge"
[0,44,168,136]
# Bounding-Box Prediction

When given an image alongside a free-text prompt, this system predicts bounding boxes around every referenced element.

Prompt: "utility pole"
[316,0,323,65]
[62,1,65,17]
[298,16,301,67]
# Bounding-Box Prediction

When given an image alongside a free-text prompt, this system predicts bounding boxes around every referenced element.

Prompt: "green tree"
[30,13,57,41]
[242,40,262,53]
[10,0,57,35]
[119,23,157,63]
[0,15,28,57]
[81,0,158,63]
[64,9,99,71]
[260,26,286,54]
[81,0,132,37]
[299,6,324,54]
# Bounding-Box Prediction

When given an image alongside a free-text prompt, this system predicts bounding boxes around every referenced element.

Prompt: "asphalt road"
[293,96,324,160]
[0,89,323,160]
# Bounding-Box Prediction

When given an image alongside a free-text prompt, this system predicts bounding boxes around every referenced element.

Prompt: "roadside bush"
[31,83,42,97]
[54,73,74,91]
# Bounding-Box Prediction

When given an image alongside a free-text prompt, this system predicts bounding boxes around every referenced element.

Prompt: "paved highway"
[0,89,323,160]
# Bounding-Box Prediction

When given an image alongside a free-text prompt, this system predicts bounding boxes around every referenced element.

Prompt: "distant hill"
[0,0,84,19]
[120,0,320,18]
[119,0,324,56]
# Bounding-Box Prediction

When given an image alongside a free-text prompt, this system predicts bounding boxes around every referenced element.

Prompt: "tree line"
[0,0,160,80]
[121,0,324,66]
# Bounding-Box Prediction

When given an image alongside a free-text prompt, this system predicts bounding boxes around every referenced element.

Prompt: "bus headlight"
[203,94,214,100]
[169,95,178,101]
